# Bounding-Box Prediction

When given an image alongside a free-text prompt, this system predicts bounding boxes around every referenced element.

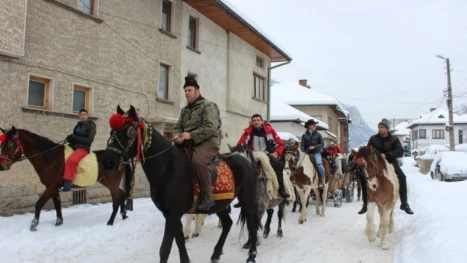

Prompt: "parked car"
[430,151,467,181]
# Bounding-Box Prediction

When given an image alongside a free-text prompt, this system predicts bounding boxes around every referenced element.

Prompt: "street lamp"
[436,54,455,151]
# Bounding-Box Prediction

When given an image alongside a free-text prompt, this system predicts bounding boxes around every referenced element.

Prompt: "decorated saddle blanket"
[252,152,295,203]
[64,146,98,187]
[193,160,235,202]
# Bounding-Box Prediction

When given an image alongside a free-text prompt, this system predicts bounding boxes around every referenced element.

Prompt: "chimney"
[430,108,436,112]
[299,79,308,88]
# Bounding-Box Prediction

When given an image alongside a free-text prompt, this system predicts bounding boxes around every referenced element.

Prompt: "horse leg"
[263,208,274,238]
[160,214,181,263]
[389,209,395,233]
[376,204,383,238]
[365,202,377,242]
[193,214,206,238]
[211,209,233,263]
[321,184,329,217]
[51,192,63,226]
[292,187,298,212]
[277,201,285,238]
[106,186,123,226]
[119,188,128,220]
[299,186,311,224]
[183,215,194,240]
[31,187,56,231]
[313,187,321,216]
[380,207,392,250]
[174,221,190,263]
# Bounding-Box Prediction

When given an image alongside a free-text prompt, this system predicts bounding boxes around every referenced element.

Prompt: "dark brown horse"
[0,126,131,231]
[102,105,259,263]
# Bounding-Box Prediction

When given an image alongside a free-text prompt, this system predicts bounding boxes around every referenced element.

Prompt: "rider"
[173,76,221,211]
[59,109,96,192]
[301,119,326,187]
[358,118,414,215]
[326,141,343,158]
[237,114,290,199]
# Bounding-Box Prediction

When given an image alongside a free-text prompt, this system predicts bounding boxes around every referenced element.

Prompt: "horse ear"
[0,127,5,134]
[128,105,138,121]
[117,105,125,115]
[11,126,16,133]
[227,143,233,152]
[351,149,357,155]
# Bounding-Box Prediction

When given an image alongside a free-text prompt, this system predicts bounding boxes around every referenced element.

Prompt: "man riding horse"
[357,118,414,215]
[237,114,290,199]
[173,76,221,211]
[60,109,96,192]
[301,119,326,188]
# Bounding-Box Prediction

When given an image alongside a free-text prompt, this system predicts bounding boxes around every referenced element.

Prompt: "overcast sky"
[229,0,467,130]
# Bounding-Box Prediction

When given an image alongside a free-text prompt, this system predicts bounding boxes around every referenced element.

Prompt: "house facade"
[0,0,291,214]
[408,109,467,149]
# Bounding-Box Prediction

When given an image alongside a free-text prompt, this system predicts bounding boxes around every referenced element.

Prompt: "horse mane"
[18,129,61,152]
[357,146,387,170]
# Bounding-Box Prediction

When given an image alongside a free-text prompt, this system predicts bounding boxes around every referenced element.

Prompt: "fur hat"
[305,119,319,128]
[183,76,199,89]
[378,118,391,130]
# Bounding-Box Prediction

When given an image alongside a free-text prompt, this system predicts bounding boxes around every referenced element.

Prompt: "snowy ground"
[0,157,465,263]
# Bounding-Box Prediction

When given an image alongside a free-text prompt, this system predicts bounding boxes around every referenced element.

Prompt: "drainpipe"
[226,31,231,111]
[267,61,291,121]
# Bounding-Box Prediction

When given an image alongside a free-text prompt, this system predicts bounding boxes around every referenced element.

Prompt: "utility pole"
[446,58,455,151]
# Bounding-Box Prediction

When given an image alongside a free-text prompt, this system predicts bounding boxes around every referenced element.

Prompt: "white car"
[430,151,467,181]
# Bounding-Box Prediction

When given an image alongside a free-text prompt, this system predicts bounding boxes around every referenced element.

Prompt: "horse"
[352,146,399,250]
[0,126,131,231]
[228,144,292,249]
[283,146,331,223]
[101,105,259,263]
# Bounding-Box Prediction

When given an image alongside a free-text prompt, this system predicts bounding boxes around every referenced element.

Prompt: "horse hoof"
[291,209,296,213]
[184,236,189,240]
[30,226,37,232]
[263,232,269,239]
[277,231,283,238]
[55,218,63,226]
[298,219,304,224]
[369,236,377,242]
[242,242,251,249]
[246,255,256,263]
[192,233,199,238]
[381,243,390,250]
[107,222,113,226]
[122,215,128,220]
[211,257,220,263]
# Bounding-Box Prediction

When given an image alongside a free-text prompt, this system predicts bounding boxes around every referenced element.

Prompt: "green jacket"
[173,98,221,147]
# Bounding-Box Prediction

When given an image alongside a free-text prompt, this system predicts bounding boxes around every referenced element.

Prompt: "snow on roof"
[408,108,467,128]
[271,81,350,117]
[393,121,411,136]
[276,132,300,142]
[325,130,337,139]
[219,0,292,60]
[270,98,329,130]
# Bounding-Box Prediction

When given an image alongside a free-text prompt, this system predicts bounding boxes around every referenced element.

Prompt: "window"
[432,129,444,139]
[256,56,264,68]
[161,0,172,32]
[159,64,170,100]
[78,0,95,16]
[28,76,50,109]
[188,17,198,49]
[459,130,464,144]
[419,129,426,139]
[73,85,91,113]
[253,74,266,101]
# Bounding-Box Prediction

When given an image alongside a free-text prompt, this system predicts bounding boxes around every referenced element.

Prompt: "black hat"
[378,118,390,130]
[305,119,319,127]
[183,76,199,89]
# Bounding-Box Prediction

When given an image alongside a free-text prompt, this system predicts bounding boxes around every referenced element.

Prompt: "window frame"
[159,64,170,100]
[78,0,95,16]
[188,16,198,49]
[253,73,266,102]
[432,129,445,139]
[161,0,172,32]
[256,56,264,68]
[28,76,51,110]
[72,84,92,114]
[419,129,427,139]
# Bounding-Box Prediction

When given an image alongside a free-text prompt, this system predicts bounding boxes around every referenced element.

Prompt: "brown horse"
[0,126,130,231]
[353,146,399,250]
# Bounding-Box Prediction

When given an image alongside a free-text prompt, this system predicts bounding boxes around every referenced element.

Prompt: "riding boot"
[198,186,215,211]
[59,180,72,192]
[318,177,324,188]
[358,171,367,214]
[270,155,290,199]
[276,172,290,199]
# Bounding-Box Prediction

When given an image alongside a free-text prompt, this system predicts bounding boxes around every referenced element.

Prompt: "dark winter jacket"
[301,129,324,154]
[69,120,96,152]
[367,132,403,165]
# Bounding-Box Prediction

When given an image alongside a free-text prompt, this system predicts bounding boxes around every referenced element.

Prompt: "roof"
[407,108,467,128]
[276,132,300,142]
[270,97,329,130]
[271,81,350,119]
[184,0,292,62]
[393,121,411,136]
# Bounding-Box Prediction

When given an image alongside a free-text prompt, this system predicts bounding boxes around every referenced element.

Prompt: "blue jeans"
[313,152,325,179]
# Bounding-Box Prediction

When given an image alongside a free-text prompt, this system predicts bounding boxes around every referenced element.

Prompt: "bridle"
[357,151,382,180]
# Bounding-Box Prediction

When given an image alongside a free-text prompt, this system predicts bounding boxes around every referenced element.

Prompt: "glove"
[66,134,74,143]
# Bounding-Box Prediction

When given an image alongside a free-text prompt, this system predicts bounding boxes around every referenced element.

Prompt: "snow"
[455,143,467,152]
[415,145,449,160]
[270,98,329,130]
[1,158,466,263]
[271,81,350,117]
[276,131,300,142]
[408,108,467,128]
[429,151,467,175]
[219,0,293,60]
[393,122,410,136]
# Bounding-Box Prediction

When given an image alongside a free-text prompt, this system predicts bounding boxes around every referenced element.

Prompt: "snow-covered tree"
[403,136,411,157]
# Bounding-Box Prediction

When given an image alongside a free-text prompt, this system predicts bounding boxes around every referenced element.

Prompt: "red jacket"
[327,145,343,156]
[237,124,285,156]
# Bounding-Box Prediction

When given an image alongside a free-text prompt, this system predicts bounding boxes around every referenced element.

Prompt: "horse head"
[0,126,23,171]
[102,105,143,171]
[353,146,386,191]
[228,143,254,164]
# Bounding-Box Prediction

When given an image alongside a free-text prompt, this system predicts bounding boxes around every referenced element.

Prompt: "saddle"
[207,153,221,185]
